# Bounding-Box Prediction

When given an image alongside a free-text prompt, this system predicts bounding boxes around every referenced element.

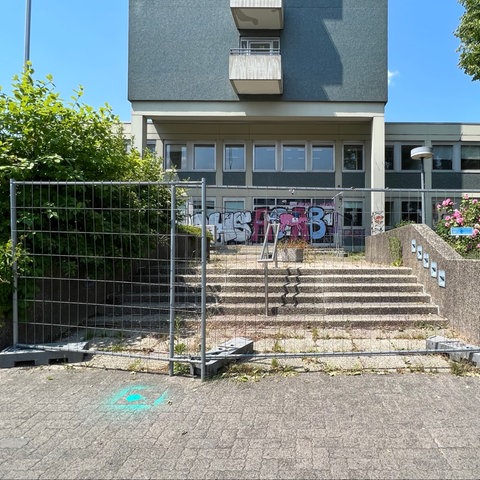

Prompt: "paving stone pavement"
[0,366,479,479]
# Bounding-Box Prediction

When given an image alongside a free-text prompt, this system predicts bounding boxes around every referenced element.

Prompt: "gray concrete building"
[127,0,480,247]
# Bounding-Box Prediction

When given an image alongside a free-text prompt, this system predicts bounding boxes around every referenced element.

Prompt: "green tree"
[455,0,480,81]
[0,67,176,318]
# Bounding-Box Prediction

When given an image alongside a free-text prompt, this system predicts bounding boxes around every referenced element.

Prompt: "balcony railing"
[229,50,283,95]
[230,48,281,56]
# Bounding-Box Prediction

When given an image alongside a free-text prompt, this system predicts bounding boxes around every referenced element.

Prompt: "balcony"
[229,49,283,95]
[230,0,284,30]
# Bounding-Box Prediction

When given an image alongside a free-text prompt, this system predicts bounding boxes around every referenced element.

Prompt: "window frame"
[400,144,422,171]
[311,144,335,172]
[342,144,364,172]
[164,143,187,170]
[343,200,364,227]
[432,144,454,171]
[190,197,216,218]
[384,144,395,171]
[224,143,246,172]
[240,37,280,55]
[282,143,306,172]
[253,143,277,172]
[193,143,216,171]
[461,144,480,171]
[223,198,246,213]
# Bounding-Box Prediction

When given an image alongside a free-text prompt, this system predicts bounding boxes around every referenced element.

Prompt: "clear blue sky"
[1,0,479,123]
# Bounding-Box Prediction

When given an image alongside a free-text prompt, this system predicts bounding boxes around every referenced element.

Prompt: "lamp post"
[24,0,32,64]
[410,146,433,224]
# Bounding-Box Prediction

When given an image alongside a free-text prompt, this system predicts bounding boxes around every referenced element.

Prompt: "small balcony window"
[236,38,280,55]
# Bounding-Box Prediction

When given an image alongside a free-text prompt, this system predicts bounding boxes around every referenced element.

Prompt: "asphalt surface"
[0,366,479,480]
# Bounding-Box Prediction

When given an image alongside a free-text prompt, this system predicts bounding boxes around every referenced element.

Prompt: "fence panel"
[11,180,206,375]
[193,186,480,378]
[9,183,480,376]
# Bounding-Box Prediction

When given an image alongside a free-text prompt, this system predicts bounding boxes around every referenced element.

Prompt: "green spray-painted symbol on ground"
[106,385,168,412]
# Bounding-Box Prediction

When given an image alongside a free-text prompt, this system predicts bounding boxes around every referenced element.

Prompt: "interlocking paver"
[0,366,479,479]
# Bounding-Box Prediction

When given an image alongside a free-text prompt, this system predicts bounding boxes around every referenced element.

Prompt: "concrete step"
[218,282,424,294]
[111,292,218,304]
[84,312,447,330]
[205,313,448,329]
[210,302,439,316]
[216,291,432,305]
[186,273,419,285]
[96,302,203,316]
[205,266,415,275]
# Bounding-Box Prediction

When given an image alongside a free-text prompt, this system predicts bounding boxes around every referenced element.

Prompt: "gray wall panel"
[432,172,480,190]
[223,172,246,186]
[385,173,421,189]
[177,172,216,185]
[129,0,387,103]
[342,173,365,188]
[253,172,334,187]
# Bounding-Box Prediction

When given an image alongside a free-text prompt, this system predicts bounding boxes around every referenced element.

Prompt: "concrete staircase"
[197,265,440,319]
[94,246,447,328]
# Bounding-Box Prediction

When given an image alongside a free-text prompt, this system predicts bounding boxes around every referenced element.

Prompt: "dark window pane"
[401,201,421,223]
[165,144,186,170]
[343,145,363,170]
[385,145,394,170]
[401,145,421,170]
[343,201,363,226]
[461,145,480,170]
[433,145,453,170]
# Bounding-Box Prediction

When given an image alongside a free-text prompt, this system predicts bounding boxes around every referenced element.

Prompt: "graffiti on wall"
[371,211,385,235]
[191,203,336,245]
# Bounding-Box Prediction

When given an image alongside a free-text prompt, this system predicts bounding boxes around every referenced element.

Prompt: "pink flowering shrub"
[435,195,480,258]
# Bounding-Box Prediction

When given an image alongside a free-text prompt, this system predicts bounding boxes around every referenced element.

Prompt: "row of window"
[165,143,362,172]
[386,144,480,171]
[163,142,480,172]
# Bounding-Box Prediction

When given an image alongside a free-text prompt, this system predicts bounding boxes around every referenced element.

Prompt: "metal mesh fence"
[9,183,480,377]
[10,180,207,375]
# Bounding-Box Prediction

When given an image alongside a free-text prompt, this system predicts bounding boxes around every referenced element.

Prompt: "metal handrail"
[230,48,281,56]
[257,222,280,317]
[258,222,280,265]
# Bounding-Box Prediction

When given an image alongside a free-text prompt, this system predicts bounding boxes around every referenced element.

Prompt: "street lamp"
[410,146,433,224]
[24,0,32,64]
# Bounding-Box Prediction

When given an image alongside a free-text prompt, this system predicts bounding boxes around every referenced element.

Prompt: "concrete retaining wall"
[366,224,480,344]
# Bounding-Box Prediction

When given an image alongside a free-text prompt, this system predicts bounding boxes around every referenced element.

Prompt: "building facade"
[127,0,480,247]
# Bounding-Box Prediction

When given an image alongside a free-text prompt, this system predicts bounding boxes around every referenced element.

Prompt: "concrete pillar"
[370,115,385,235]
[131,113,147,155]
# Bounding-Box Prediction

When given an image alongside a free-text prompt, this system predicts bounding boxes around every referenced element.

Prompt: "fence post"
[10,180,18,348]
[168,184,176,376]
[200,178,207,381]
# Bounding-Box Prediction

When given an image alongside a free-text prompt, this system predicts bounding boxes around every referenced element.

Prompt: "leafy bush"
[0,67,183,318]
[435,195,480,258]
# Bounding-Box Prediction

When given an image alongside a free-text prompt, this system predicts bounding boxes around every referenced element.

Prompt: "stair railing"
[257,221,280,316]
